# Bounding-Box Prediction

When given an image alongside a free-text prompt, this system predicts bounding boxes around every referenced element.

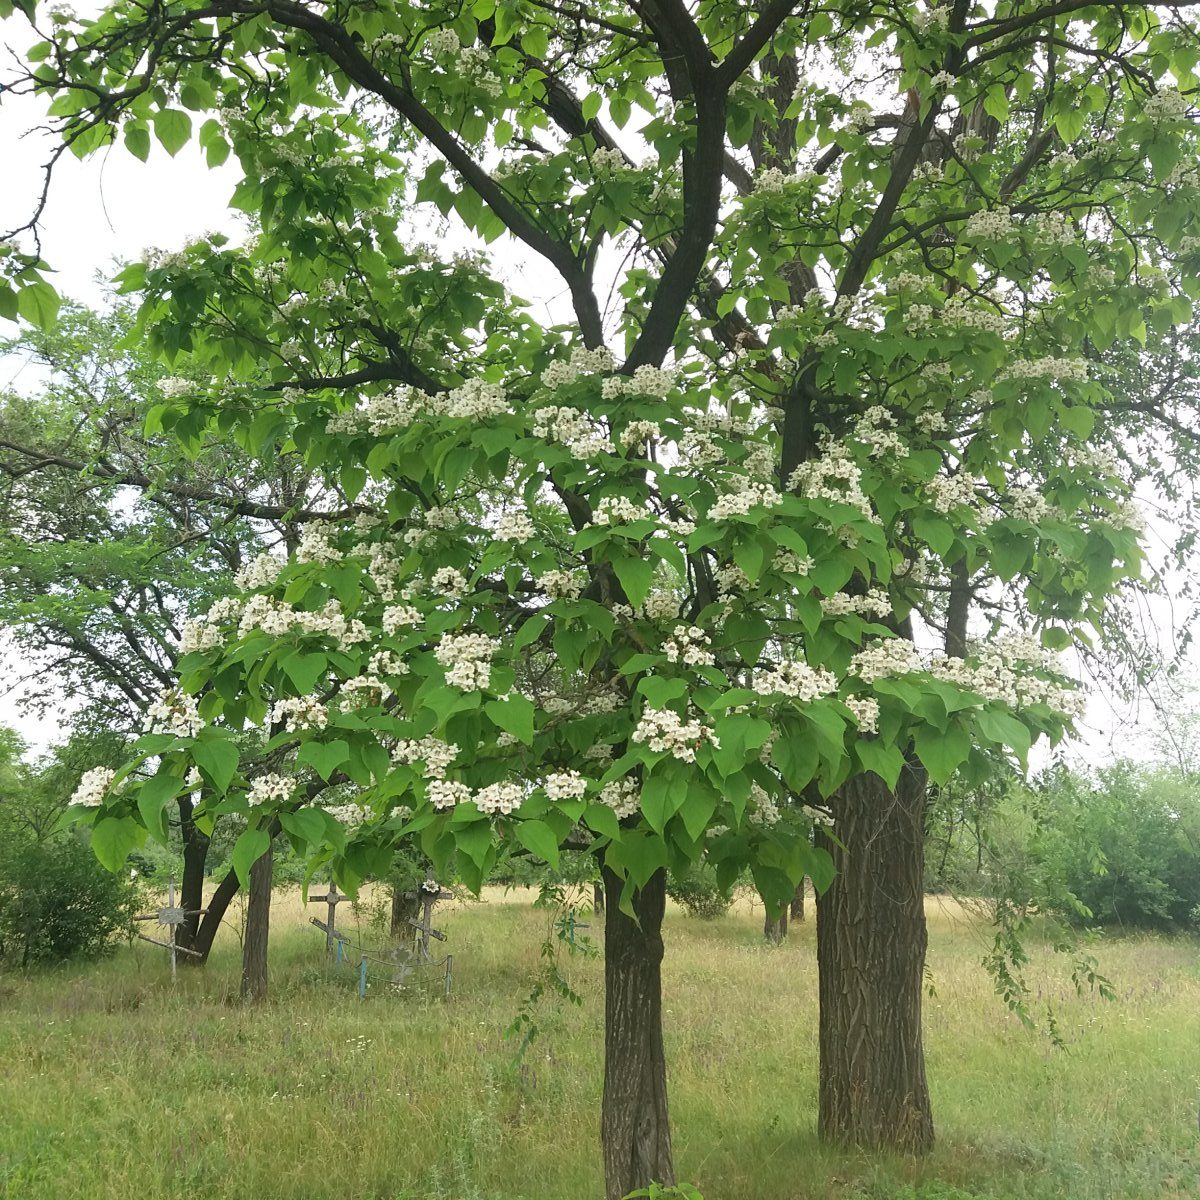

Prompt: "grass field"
[0,886,1197,1200]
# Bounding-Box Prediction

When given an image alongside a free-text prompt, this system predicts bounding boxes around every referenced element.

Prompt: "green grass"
[1,889,1198,1200]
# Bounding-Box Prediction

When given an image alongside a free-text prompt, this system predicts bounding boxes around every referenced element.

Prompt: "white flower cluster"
[619,419,663,450]
[663,625,715,667]
[709,480,782,522]
[963,206,1014,240]
[843,101,875,134]
[545,771,588,801]
[297,521,342,565]
[248,774,293,807]
[640,591,680,621]
[540,568,584,600]
[927,472,978,515]
[431,566,470,598]
[774,550,814,576]
[71,766,116,808]
[532,405,615,458]
[144,689,205,738]
[821,590,892,619]
[788,442,876,522]
[940,295,1008,335]
[747,785,781,826]
[368,649,409,678]
[435,632,497,690]
[475,782,523,816]
[393,737,458,779]
[325,803,368,828]
[429,779,472,810]
[496,511,535,542]
[590,495,653,525]
[632,708,719,762]
[338,674,391,707]
[540,344,617,388]
[1009,486,1050,523]
[854,406,909,458]
[601,364,676,400]
[444,379,508,420]
[383,604,422,634]
[844,694,880,734]
[916,409,949,435]
[269,695,328,732]
[327,380,509,436]
[715,563,751,594]
[159,377,194,399]
[1144,87,1189,123]
[599,779,641,819]
[238,596,370,646]
[849,637,923,682]
[755,166,788,193]
[460,45,504,99]
[234,552,283,591]
[753,660,836,701]
[1001,357,1088,383]
[590,146,631,176]
[426,27,460,55]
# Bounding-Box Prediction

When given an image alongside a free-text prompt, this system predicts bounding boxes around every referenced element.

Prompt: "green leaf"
[16,281,60,329]
[484,694,535,745]
[137,773,182,844]
[153,108,192,156]
[854,739,906,789]
[913,721,972,786]
[516,818,560,868]
[279,807,328,847]
[91,816,144,873]
[975,708,1032,759]
[611,551,656,608]
[193,734,239,793]
[280,650,328,695]
[298,739,351,781]
[231,826,271,888]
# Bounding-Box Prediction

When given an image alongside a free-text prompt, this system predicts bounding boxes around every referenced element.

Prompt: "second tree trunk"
[601,865,673,1200]
[815,765,933,1153]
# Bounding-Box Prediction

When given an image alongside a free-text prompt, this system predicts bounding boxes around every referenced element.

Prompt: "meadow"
[0,888,1197,1200]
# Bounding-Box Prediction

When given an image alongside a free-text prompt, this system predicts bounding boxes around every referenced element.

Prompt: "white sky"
[0,14,1196,768]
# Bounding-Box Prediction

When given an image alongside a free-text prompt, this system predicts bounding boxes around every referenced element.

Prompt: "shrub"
[0,833,140,966]
[667,865,733,920]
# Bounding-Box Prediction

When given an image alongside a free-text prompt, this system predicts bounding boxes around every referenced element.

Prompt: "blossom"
[753,661,836,701]
[663,625,715,667]
[496,511,535,542]
[545,771,588,801]
[143,688,204,738]
[475,782,523,815]
[393,737,458,779]
[248,774,294,807]
[708,480,782,522]
[599,779,641,819]
[71,766,115,808]
[269,695,328,732]
[845,695,880,735]
[428,779,471,810]
[435,632,497,691]
[632,708,718,763]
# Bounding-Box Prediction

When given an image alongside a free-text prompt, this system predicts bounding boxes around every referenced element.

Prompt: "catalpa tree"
[6,0,1200,1194]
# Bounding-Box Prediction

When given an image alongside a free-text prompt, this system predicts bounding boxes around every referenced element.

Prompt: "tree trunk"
[240,838,272,1003]
[816,764,933,1153]
[390,885,420,939]
[790,880,806,923]
[601,865,673,1200]
[184,865,240,964]
[593,879,605,916]
[764,904,789,942]
[176,798,210,961]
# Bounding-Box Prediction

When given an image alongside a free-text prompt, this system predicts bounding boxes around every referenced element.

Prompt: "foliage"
[666,863,735,920]
[0,832,140,967]
[929,762,1200,931]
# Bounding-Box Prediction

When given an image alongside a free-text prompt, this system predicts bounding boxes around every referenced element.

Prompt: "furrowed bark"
[816,765,934,1153]
[240,838,273,1003]
[601,865,674,1200]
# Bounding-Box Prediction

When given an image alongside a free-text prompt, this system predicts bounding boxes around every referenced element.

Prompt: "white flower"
[632,708,719,763]
[71,767,115,808]
[845,695,880,735]
[753,661,836,701]
[540,569,584,600]
[662,625,715,667]
[435,632,497,691]
[599,779,640,819]
[143,689,205,738]
[496,511,535,542]
[382,604,422,634]
[248,774,293,807]
[269,695,328,732]
[428,779,471,810]
[475,782,523,816]
[545,771,588,801]
[708,481,782,522]
[431,566,470,598]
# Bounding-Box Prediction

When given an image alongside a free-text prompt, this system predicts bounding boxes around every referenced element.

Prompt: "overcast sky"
[0,14,1195,767]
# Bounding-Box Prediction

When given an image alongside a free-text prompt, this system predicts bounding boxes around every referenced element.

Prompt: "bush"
[0,833,140,966]
[667,865,733,920]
